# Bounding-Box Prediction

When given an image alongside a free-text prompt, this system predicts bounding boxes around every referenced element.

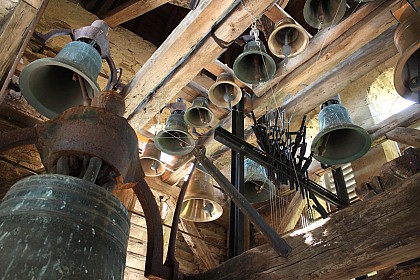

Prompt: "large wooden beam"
[187,173,420,280]
[123,0,281,128]
[102,0,169,28]
[253,0,400,119]
[386,127,420,147]
[0,0,47,103]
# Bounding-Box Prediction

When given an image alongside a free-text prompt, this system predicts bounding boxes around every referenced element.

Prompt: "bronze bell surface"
[180,165,223,222]
[244,158,276,203]
[303,0,346,29]
[0,174,130,279]
[154,112,195,156]
[311,96,371,165]
[208,72,242,109]
[184,96,215,128]
[19,41,102,118]
[233,40,276,85]
[140,141,166,177]
[268,17,309,60]
[393,12,420,102]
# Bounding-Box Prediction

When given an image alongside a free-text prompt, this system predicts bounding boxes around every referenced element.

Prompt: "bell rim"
[154,129,195,156]
[139,157,166,177]
[180,198,224,222]
[268,22,309,58]
[311,124,372,165]
[184,106,215,128]
[19,58,101,118]
[233,49,276,84]
[208,79,242,108]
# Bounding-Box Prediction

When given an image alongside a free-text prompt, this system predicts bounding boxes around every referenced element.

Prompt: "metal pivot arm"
[193,146,292,257]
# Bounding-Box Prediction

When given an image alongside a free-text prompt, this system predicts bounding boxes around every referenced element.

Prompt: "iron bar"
[194,146,292,257]
[214,126,347,207]
[0,156,40,175]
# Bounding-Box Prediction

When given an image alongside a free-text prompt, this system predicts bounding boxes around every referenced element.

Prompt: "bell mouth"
[243,180,276,203]
[139,157,166,177]
[154,129,195,156]
[180,198,223,222]
[311,125,372,165]
[184,107,214,128]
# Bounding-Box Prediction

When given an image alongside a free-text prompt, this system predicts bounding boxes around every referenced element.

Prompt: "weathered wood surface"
[123,0,282,128]
[0,0,46,103]
[385,127,420,147]
[369,104,420,146]
[102,0,169,28]
[187,173,420,280]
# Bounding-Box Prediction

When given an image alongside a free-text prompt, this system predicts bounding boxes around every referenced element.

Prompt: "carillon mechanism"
[154,98,195,156]
[140,141,166,177]
[19,20,119,118]
[0,91,140,279]
[208,72,242,109]
[392,1,420,102]
[180,164,223,222]
[311,95,371,165]
[303,0,346,29]
[233,24,276,84]
[184,96,215,128]
[267,8,309,63]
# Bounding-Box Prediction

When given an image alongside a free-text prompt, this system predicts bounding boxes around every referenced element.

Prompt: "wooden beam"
[102,0,169,28]
[187,173,420,280]
[0,0,47,103]
[368,104,420,146]
[253,0,400,119]
[385,127,420,147]
[123,0,282,129]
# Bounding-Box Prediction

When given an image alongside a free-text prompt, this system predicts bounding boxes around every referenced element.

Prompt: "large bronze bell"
[393,12,420,102]
[303,0,346,29]
[140,141,166,177]
[244,158,276,203]
[19,41,102,118]
[233,40,276,85]
[268,16,309,59]
[154,112,195,156]
[180,165,223,222]
[311,96,371,165]
[0,174,130,279]
[208,72,242,109]
[184,96,215,128]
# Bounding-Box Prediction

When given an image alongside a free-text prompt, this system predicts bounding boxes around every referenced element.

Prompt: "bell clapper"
[73,72,92,106]
[203,201,214,217]
[282,29,292,65]
[223,84,235,110]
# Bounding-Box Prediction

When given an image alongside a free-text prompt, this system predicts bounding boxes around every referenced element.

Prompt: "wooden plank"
[386,127,420,147]
[369,104,420,146]
[0,0,47,103]
[187,173,420,280]
[102,0,169,28]
[123,0,282,129]
[122,0,239,117]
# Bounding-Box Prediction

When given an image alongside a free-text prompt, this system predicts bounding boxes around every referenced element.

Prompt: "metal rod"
[0,156,40,175]
[194,146,292,257]
[332,167,350,206]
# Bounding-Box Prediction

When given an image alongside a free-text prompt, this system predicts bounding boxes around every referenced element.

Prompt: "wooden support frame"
[187,173,420,280]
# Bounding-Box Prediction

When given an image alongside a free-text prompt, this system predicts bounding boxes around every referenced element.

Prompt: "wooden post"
[186,173,420,280]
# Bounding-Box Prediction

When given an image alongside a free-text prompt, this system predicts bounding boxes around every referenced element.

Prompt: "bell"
[208,72,242,109]
[0,174,130,279]
[393,13,420,102]
[268,16,309,60]
[154,112,195,156]
[233,40,276,84]
[19,41,102,118]
[311,95,371,165]
[180,165,223,222]
[303,0,346,29]
[139,141,166,177]
[244,158,276,203]
[184,96,215,128]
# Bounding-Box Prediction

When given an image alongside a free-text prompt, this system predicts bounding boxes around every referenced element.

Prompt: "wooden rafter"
[122,0,283,129]
[187,173,420,280]
[102,0,170,28]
